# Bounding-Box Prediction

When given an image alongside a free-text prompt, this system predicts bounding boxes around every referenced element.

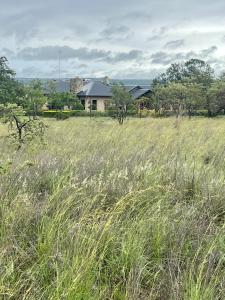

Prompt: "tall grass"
[1,117,225,299]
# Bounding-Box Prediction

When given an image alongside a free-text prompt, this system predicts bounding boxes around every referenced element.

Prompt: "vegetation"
[111,83,132,124]
[1,118,225,299]
[2,56,225,298]
[24,80,47,117]
[151,58,225,118]
[0,103,47,150]
[0,57,25,105]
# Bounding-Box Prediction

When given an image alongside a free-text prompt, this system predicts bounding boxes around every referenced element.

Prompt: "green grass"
[1,117,225,299]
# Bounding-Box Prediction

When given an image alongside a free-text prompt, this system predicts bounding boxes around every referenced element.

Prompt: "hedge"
[40,110,138,118]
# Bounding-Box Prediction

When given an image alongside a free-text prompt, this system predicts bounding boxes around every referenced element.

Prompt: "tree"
[0,57,25,105]
[111,83,132,124]
[153,82,205,118]
[184,83,205,118]
[24,80,47,118]
[48,92,77,110]
[0,103,47,149]
[207,80,225,115]
[153,59,214,87]
[153,83,187,118]
[153,59,214,117]
[183,59,214,87]
[153,63,184,86]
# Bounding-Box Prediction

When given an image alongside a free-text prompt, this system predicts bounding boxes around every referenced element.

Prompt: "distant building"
[77,80,152,112]
[43,77,152,112]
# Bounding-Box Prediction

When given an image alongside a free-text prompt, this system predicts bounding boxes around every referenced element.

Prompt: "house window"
[92,100,97,110]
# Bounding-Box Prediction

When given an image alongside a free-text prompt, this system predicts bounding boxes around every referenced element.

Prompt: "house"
[43,77,152,112]
[77,80,152,112]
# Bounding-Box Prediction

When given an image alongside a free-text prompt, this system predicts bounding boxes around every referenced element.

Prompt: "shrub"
[72,101,84,110]
[55,111,70,120]
[41,110,109,118]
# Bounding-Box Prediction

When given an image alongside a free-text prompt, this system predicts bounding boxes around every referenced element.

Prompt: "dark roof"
[77,80,152,100]
[125,85,136,92]
[131,89,150,100]
[77,81,112,97]
[43,80,70,94]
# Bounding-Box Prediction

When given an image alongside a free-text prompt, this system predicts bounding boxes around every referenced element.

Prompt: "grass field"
[1,117,225,299]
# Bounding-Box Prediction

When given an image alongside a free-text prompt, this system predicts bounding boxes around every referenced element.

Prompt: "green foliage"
[153,58,214,87]
[152,59,216,117]
[47,90,78,110]
[41,109,136,118]
[0,103,47,149]
[207,80,225,115]
[0,56,25,105]
[55,111,71,120]
[111,83,132,109]
[111,83,133,124]
[24,80,47,116]
[72,100,84,110]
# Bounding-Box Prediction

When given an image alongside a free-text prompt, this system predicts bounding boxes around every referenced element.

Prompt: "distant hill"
[17,78,153,88]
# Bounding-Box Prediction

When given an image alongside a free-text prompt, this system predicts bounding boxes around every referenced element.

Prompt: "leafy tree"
[48,92,77,110]
[0,57,25,104]
[24,80,47,117]
[0,103,47,149]
[153,59,214,116]
[153,59,214,87]
[153,63,184,86]
[207,80,225,115]
[73,100,84,110]
[153,82,205,118]
[156,82,188,118]
[183,83,205,118]
[111,83,132,124]
[183,59,214,87]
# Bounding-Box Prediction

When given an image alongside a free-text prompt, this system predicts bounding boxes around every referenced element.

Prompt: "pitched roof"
[131,88,151,100]
[77,81,112,97]
[43,80,70,94]
[77,80,152,99]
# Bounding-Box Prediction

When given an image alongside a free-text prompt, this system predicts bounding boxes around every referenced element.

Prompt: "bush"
[55,111,70,120]
[41,110,109,118]
[72,101,84,110]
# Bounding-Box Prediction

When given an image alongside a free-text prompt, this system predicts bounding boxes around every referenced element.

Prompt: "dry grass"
[1,117,225,299]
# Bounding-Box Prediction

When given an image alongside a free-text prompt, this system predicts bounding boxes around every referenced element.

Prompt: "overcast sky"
[1,0,225,78]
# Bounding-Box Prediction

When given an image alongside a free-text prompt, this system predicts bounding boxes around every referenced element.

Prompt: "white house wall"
[84,97,111,112]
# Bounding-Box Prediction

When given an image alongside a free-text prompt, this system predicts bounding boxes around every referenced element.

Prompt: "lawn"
[1,117,225,299]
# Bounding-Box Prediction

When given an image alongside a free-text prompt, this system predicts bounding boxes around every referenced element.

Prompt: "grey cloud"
[16,46,111,61]
[13,46,143,64]
[78,64,88,69]
[151,46,218,65]
[200,46,217,57]
[96,25,132,42]
[2,48,15,57]
[148,27,168,42]
[1,0,225,78]
[100,25,130,38]
[104,50,144,63]
[121,11,151,21]
[165,39,185,49]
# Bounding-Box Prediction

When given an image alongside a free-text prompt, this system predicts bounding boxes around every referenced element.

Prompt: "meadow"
[1,117,225,299]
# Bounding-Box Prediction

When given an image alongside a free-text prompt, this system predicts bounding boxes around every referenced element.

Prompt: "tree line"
[150,58,225,118]
[1,55,225,125]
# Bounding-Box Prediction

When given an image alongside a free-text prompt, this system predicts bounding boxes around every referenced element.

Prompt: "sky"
[1,0,225,79]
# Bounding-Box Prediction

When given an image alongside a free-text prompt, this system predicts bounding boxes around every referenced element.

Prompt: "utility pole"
[58,50,61,82]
